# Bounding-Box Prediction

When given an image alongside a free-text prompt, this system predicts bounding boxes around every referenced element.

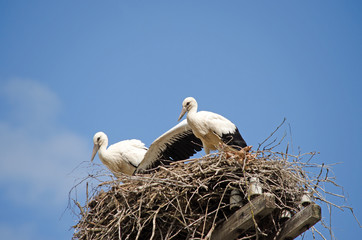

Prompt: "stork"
[91,119,203,176]
[178,97,247,154]
[91,133,147,176]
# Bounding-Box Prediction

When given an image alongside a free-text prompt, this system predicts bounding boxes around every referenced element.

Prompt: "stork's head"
[91,132,107,162]
[178,97,197,121]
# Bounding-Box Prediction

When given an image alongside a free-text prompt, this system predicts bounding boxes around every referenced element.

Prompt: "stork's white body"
[187,110,236,154]
[92,133,147,176]
[178,97,247,154]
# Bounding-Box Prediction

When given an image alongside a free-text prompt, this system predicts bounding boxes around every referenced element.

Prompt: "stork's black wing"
[136,119,203,172]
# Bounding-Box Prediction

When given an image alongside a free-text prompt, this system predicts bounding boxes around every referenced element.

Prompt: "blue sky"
[0,1,361,239]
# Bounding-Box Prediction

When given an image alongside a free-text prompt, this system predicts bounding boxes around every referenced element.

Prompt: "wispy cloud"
[1,78,61,131]
[0,78,89,207]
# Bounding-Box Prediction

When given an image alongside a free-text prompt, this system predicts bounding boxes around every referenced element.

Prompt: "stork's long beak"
[91,144,99,162]
[178,107,187,121]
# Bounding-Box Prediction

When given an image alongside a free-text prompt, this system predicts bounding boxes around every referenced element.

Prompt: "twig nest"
[72,149,337,240]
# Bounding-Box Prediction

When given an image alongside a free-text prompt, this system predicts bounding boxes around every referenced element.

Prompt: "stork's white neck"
[98,138,109,160]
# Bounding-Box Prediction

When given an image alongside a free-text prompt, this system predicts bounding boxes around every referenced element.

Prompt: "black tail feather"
[221,127,247,150]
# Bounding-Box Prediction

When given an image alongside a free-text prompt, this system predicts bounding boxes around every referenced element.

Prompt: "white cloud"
[1,78,61,130]
[0,79,89,207]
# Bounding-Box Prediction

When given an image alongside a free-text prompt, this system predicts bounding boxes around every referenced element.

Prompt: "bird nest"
[71,143,351,240]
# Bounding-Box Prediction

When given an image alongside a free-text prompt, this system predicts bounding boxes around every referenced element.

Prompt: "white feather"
[189,111,236,137]
[106,139,147,167]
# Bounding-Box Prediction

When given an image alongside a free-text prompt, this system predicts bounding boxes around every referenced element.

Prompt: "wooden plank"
[210,193,276,240]
[276,204,321,240]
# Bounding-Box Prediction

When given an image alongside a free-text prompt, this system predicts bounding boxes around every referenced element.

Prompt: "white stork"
[91,119,203,176]
[178,97,247,154]
[91,133,147,176]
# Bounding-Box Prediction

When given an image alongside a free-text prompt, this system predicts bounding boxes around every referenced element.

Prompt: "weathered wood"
[210,193,276,240]
[276,204,321,240]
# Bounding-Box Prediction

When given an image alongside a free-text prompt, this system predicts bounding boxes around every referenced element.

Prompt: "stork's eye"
[186,102,190,106]
[97,137,101,142]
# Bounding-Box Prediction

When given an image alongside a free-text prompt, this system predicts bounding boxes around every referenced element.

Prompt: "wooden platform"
[210,193,321,240]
